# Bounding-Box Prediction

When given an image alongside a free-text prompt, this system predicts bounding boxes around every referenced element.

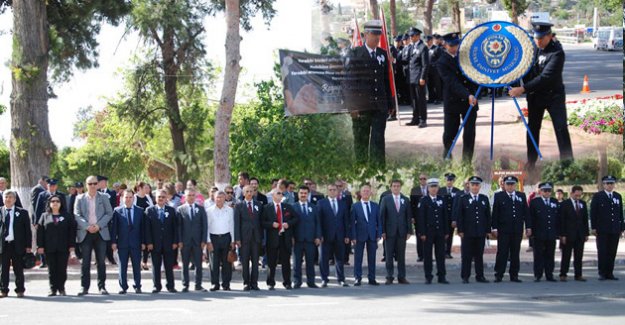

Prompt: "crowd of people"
[0,171,623,298]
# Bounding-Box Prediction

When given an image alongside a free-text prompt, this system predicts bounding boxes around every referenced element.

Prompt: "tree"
[449,0,462,32]
[502,0,529,25]
[1,0,130,205]
[382,1,417,36]
[389,0,397,37]
[424,0,435,35]
[369,0,380,19]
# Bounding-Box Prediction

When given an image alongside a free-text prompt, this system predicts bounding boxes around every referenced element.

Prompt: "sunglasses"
[157,196,167,198]
[274,192,283,195]
[50,200,61,203]
[419,178,427,180]
[226,191,234,194]
[87,182,98,186]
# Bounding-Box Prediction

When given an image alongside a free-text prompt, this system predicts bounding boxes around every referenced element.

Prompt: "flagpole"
[379,8,401,126]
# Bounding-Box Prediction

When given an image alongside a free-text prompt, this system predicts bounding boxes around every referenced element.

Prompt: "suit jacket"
[529,197,560,240]
[111,205,145,250]
[437,51,479,113]
[409,185,428,228]
[491,191,530,234]
[344,45,393,112]
[254,193,268,206]
[177,203,208,247]
[339,190,353,210]
[350,201,382,242]
[590,191,624,234]
[399,43,412,76]
[522,40,566,110]
[234,200,263,244]
[309,193,325,205]
[99,188,118,210]
[74,192,114,242]
[317,197,349,242]
[417,195,449,236]
[144,205,178,252]
[30,184,45,211]
[559,198,589,242]
[34,191,67,224]
[438,186,460,223]
[36,212,76,253]
[409,39,429,84]
[292,202,322,242]
[262,202,298,252]
[0,206,32,255]
[455,193,492,238]
[380,194,413,237]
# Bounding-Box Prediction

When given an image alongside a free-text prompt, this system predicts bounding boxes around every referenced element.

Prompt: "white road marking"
[267,302,339,307]
[108,308,192,314]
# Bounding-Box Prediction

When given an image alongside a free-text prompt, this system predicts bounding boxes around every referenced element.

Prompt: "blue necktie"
[159,208,165,223]
[364,202,370,222]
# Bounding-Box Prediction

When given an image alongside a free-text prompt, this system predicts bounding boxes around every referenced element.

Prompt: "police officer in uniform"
[418,178,449,284]
[455,176,491,283]
[398,33,412,106]
[528,182,560,282]
[437,32,479,162]
[388,35,403,121]
[406,27,429,127]
[345,20,392,168]
[492,176,530,282]
[426,35,443,105]
[590,175,624,280]
[509,21,573,168]
[438,173,460,259]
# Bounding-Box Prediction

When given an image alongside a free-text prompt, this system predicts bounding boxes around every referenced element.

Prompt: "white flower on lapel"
[400,198,405,205]
[550,203,557,208]
[254,205,259,211]
[482,201,486,206]
[15,212,20,217]
[538,55,546,65]
[579,203,584,209]
[613,198,619,204]
[436,200,443,206]
[468,198,473,204]
[376,54,385,65]
[194,207,199,214]
[517,197,522,202]
[165,212,169,218]
[59,217,65,222]
[417,203,421,208]
[308,207,312,213]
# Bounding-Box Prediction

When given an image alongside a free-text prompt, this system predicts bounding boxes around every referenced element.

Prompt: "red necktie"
[575,200,579,215]
[247,202,254,218]
[276,204,282,231]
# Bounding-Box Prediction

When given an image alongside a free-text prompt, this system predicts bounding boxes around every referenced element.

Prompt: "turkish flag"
[379,8,396,100]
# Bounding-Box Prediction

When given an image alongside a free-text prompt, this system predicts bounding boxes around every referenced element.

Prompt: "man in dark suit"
[559,185,589,281]
[318,184,350,287]
[509,21,573,168]
[345,20,392,168]
[111,189,145,294]
[529,182,560,282]
[0,190,32,297]
[427,34,443,105]
[455,176,491,283]
[262,190,299,290]
[234,186,263,291]
[380,180,412,285]
[492,176,530,283]
[292,186,322,288]
[30,175,48,213]
[0,177,23,208]
[438,173,460,259]
[418,179,450,284]
[410,173,428,262]
[74,175,114,296]
[145,189,178,293]
[177,189,208,292]
[437,32,480,162]
[350,184,381,286]
[336,179,354,266]
[249,177,268,205]
[406,27,429,127]
[590,175,624,281]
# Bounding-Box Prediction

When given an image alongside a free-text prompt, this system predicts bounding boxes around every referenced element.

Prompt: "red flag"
[352,15,363,48]
[379,8,396,99]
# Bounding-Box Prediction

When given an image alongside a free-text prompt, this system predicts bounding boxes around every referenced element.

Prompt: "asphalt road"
[561,43,623,97]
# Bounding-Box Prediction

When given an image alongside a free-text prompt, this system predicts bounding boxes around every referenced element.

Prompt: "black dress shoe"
[293,282,302,289]
[418,122,427,128]
[462,278,469,284]
[58,290,67,296]
[534,277,541,282]
[251,286,260,291]
[425,279,432,284]
[607,276,619,281]
[598,276,607,281]
[368,280,380,286]
[182,287,189,293]
[417,257,424,262]
[135,288,142,294]
[152,288,161,294]
[385,278,393,285]
[494,277,503,283]
[339,281,349,287]
[510,278,522,283]
[398,278,410,284]
[546,277,557,282]
[195,286,208,292]
[48,290,57,297]
[268,285,275,291]
[77,289,88,296]
[406,121,419,126]
[118,290,127,295]
[210,285,219,292]
[438,278,450,284]
[354,280,361,286]
[476,277,490,283]
[445,254,453,259]
[321,281,328,288]
[243,285,251,291]
[167,288,178,293]
[100,288,109,295]
[222,285,231,291]
[284,284,292,290]
[387,116,397,121]
[307,283,319,288]
[574,276,587,282]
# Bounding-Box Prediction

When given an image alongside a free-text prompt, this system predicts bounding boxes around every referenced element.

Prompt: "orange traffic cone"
[580,75,591,94]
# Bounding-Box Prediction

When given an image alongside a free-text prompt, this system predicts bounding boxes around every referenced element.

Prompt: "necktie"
[247,202,253,218]
[190,204,194,221]
[364,202,370,222]
[394,196,400,212]
[4,209,11,238]
[608,193,613,200]
[301,204,307,216]
[127,208,133,228]
[276,204,283,231]
[574,200,580,215]
[332,199,337,216]
[473,195,477,202]
[159,208,165,223]
[509,193,513,200]
[544,198,549,206]
[370,50,375,59]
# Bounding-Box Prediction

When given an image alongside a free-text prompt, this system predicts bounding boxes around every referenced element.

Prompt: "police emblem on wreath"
[459,21,536,87]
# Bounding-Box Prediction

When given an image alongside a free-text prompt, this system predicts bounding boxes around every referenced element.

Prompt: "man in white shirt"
[207,191,235,291]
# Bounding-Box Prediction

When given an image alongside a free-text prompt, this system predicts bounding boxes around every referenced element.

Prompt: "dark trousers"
[80,232,107,290]
[142,248,150,264]
[416,235,424,259]
[320,239,346,282]
[46,251,69,292]
[494,232,522,279]
[533,238,556,279]
[461,236,485,279]
[209,234,233,287]
[240,239,259,286]
[181,243,203,288]
[384,235,407,280]
[354,239,377,281]
[266,235,292,286]
[560,237,585,277]
[151,249,175,290]
[423,233,446,280]
[118,247,142,290]
[410,83,427,122]
[442,107,477,161]
[293,241,316,285]
[427,68,442,102]
[0,241,25,294]
[597,233,620,278]
[352,110,387,167]
[445,222,455,255]
[106,241,116,264]
[526,103,573,165]
[343,242,351,264]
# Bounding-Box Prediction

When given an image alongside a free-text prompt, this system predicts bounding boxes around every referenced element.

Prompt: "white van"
[593,27,623,51]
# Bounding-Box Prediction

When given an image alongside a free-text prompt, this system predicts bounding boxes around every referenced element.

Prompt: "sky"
[0,0,313,148]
